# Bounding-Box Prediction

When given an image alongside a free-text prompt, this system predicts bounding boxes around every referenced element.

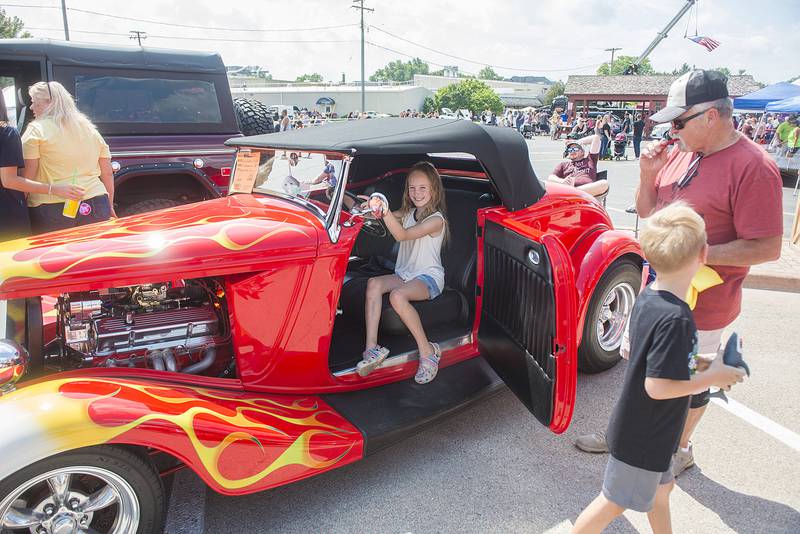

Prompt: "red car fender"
[0,376,363,496]
[570,229,643,346]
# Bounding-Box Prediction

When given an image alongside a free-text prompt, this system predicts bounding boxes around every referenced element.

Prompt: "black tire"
[119,198,181,217]
[233,98,275,136]
[578,259,641,374]
[0,445,165,534]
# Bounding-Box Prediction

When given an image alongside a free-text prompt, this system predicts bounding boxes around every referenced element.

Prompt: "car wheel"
[578,259,641,373]
[119,198,181,216]
[0,445,165,534]
[233,98,275,136]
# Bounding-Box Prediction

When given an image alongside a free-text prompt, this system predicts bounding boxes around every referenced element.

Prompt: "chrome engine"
[50,279,231,375]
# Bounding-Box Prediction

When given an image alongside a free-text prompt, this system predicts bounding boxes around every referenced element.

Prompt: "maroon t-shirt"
[552,152,599,186]
[654,136,783,330]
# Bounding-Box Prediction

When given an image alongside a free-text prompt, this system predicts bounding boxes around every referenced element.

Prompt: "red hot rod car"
[0,119,641,533]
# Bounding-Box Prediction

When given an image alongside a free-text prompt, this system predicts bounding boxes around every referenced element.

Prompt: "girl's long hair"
[28,81,96,136]
[399,161,449,243]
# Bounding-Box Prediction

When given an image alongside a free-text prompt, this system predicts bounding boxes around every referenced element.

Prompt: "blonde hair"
[28,81,96,136]
[400,161,449,243]
[640,202,706,273]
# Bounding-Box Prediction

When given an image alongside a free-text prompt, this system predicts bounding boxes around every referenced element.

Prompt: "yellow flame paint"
[3,378,357,491]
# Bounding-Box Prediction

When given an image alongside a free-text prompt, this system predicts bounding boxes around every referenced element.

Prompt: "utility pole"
[351,0,373,115]
[60,0,70,41]
[129,30,148,46]
[604,47,622,69]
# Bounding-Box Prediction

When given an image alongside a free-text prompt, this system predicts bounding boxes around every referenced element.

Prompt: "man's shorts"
[690,328,724,408]
[602,455,674,512]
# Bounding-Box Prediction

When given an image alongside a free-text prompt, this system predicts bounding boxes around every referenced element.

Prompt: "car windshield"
[250,149,347,219]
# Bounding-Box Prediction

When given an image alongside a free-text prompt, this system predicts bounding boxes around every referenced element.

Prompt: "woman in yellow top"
[21,81,115,234]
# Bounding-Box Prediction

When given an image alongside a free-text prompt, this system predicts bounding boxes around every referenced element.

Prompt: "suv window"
[74,75,223,124]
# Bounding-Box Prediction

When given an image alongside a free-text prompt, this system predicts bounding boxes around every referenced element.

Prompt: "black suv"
[1,39,273,215]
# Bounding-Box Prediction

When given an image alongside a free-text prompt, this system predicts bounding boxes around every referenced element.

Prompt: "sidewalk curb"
[744,272,800,293]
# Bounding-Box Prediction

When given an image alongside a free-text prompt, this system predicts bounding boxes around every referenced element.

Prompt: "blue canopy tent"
[766,95,800,113]
[733,82,800,111]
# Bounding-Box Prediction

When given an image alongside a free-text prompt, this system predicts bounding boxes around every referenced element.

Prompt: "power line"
[369,24,605,73]
[366,39,601,74]
[26,27,358,43]
[4,4,358,32]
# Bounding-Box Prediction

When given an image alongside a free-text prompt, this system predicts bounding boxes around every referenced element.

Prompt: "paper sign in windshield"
[229,151,260,194]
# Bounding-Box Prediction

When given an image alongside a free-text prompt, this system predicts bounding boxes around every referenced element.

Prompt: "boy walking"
[571,204,746,534]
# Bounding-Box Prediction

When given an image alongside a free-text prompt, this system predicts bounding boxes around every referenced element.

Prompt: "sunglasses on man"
[566,146,583,154]
[672,154,704,191]
[671,108,712,130]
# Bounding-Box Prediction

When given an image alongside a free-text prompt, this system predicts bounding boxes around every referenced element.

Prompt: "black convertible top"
[0,39,225,74]
[226,118,545,211]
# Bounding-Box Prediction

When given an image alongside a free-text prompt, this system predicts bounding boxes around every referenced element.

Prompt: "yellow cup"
[62,199,80,218]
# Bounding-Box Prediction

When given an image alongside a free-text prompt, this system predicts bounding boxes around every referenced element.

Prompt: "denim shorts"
[414,274,442,300]
[602,455,674,512]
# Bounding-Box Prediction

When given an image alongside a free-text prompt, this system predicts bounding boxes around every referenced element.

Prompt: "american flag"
[688,35,721,52]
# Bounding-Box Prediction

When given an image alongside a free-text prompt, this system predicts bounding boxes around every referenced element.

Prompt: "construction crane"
[624,0,697,74]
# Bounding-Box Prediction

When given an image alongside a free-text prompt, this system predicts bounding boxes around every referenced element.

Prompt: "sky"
[5,0,799,85]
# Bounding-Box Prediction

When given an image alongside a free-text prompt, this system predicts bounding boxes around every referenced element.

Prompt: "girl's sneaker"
[414,342,441,384]
[357,345,390,377]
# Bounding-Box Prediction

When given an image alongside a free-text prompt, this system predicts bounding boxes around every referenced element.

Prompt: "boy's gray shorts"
[602,455,674,512]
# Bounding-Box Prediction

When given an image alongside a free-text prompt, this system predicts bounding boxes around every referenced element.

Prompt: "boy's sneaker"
[672,443,695,477]
[574,431,609,453]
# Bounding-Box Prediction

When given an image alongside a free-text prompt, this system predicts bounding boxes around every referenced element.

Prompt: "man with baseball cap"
[575,69,783,477]
[547,133,609,198]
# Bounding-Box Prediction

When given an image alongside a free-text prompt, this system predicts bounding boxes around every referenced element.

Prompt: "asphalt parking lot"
[167,137,800,534]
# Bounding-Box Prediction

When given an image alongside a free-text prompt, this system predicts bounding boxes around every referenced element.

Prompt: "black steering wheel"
[344,190,387,238]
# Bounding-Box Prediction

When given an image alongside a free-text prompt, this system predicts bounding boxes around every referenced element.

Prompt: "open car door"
[477,217,578,434]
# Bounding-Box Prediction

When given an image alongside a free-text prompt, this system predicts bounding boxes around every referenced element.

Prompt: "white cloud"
[6,0,799,83]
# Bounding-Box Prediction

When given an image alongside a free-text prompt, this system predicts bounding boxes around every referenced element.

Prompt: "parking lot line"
[711,397,800,452]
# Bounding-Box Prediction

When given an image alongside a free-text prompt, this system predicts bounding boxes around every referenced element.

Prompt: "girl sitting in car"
[357,162,448,384]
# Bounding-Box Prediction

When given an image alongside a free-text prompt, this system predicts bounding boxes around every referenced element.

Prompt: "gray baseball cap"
[650,69,729,123]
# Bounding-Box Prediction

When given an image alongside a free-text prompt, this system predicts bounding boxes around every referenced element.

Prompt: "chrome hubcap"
[0,466,139,534]
[596,282,636,352]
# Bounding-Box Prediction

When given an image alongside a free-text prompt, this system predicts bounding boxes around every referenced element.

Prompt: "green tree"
[434,79,503,115]
[478,66,503,80]
[370,58,429,82]
[542,80,565,106]
[0,7,32,38]
[597,55,655,75]
[671,63,693,76]
[422,96,437,114]
[712,67,732,77]
[295,73,323,83]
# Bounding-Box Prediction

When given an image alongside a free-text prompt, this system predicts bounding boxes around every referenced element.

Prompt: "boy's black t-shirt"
[606,287,697,473]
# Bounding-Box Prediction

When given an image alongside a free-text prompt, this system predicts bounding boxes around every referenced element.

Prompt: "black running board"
[322,357,505,456]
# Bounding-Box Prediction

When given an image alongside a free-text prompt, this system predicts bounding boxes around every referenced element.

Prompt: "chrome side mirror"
[0,339,29,395]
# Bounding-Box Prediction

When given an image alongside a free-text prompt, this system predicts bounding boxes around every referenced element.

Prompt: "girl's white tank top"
[394,209,445,291]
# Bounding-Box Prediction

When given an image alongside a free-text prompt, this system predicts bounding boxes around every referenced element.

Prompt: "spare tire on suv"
[234,98,275,136]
